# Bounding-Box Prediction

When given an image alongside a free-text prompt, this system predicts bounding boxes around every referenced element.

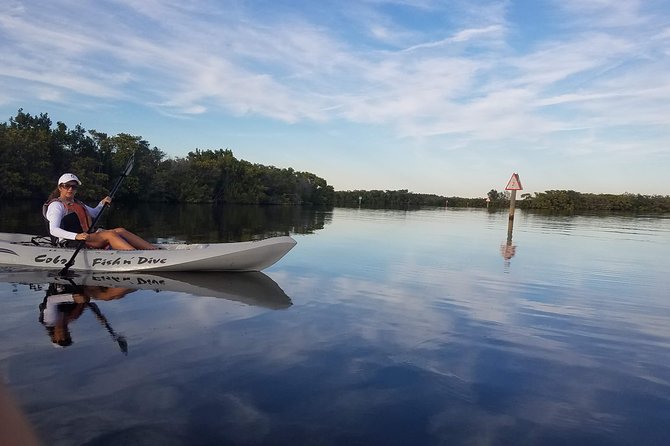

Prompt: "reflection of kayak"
[0,269,292,309]
[0,232,296,272]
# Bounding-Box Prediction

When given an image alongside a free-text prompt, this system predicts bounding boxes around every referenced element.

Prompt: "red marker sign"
[505,173,523,191]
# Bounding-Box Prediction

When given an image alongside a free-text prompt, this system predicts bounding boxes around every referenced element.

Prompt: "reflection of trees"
[0,201,47,235]
[106,203,329,242]
[212,204,329,240]
[0,201,329,242]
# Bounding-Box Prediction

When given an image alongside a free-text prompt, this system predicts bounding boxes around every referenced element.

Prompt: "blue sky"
[1,0,669,197]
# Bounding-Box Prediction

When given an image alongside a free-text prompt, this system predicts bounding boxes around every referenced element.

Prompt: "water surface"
[1,206,669,445]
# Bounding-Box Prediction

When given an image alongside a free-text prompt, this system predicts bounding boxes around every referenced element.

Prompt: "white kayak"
[0,232,297,272]
[0,269,292,309]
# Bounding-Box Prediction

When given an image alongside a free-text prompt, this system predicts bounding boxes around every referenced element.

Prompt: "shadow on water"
[0,201,332,243]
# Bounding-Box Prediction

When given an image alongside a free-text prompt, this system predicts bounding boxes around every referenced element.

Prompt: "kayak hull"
[0,269,292,309]
[0,233,297,272]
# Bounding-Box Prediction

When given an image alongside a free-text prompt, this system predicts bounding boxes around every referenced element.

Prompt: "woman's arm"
[86,196,111,219]
[45,202,78,240]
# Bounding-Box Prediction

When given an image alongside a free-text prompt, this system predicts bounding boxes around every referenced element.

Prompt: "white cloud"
[401,25,506,52]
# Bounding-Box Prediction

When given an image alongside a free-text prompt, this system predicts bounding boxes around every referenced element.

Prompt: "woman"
[44,173,157,250]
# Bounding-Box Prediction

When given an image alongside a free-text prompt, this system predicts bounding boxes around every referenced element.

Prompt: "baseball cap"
[58,173,81,186]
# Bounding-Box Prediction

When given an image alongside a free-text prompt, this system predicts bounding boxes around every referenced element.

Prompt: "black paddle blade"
[117,336,128,355]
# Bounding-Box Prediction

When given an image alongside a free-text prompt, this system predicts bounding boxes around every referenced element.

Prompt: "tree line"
[334,190,447,208]
[0,110,334,205]
[519,190,670,213]
[334,188,670,213]
[2,110,668,212]
[482,189,670,213]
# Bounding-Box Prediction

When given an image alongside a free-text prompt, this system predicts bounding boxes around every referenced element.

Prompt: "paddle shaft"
[59,153,135,275]
[87,302,128,355]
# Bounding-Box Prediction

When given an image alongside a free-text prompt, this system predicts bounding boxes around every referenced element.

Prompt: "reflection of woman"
[38,283,132,348]
[44,173,157,250]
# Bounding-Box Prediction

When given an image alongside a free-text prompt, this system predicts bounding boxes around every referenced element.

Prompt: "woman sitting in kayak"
[44,173,157,250]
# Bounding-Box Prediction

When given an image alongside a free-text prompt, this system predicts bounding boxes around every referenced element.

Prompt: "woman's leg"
[110,228,157,250]
[85,230,135,250]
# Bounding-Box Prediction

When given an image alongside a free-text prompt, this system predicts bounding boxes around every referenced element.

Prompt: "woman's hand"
[75,233,89,241]
[100,196,112,206]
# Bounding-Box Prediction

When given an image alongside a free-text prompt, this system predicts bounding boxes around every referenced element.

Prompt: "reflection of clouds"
[186,393,271,444]
[2,210,670,444]
[3,270,669,446]
[429,406,516,444]
[266,257,670,442]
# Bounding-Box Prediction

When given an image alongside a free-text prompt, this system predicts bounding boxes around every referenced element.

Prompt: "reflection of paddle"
[86,302,128,355]
[59,151,135,276]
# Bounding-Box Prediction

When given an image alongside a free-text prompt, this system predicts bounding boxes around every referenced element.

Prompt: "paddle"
[86,302,128,355]
[58,151,135,276]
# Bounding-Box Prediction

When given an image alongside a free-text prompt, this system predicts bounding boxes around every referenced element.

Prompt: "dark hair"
[46,187,61,202]
[47,326,73,347]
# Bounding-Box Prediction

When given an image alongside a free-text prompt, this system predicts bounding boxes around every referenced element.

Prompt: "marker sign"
[505,173,523,191]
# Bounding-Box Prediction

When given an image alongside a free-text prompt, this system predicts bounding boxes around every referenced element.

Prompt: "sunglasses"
[60,183,79,190]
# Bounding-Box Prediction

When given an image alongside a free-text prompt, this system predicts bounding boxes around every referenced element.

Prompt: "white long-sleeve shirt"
[45,200,104,241]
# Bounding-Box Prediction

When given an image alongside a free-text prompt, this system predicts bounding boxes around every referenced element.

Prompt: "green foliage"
[2,110,668,212]
[334,189,447,208]
[0,109,53,199]
[335,187,670,213]
[445,196,489,208]
[518,190,670,213]
[0,110,334,206]
[487,189,506,201]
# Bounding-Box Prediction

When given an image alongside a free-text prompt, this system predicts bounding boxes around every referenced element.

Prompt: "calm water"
[1,204,669,445]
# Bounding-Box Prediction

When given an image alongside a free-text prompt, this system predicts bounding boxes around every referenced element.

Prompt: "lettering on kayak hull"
[89,275,167,286]
[34,255,168,267]
[34,254,68,264]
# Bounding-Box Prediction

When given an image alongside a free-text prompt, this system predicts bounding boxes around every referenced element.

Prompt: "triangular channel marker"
[505,173,523,191]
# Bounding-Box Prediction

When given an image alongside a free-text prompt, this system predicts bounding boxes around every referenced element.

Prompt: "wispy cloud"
[401,25,506,52]
[3,1,667,129]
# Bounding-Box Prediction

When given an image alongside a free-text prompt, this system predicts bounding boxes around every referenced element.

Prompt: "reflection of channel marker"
[501,242,516,261]
[504,173,523,220]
